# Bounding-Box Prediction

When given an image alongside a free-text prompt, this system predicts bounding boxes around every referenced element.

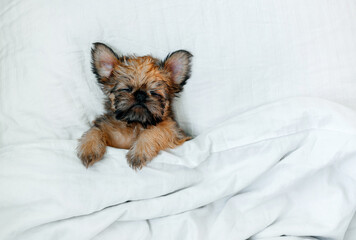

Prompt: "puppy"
[77,43,192,170]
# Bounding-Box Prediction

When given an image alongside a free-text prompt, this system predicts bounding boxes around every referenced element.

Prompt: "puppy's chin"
[115,105,162,128]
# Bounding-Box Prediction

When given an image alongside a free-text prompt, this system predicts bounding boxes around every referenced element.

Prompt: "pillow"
[1,0,356,146]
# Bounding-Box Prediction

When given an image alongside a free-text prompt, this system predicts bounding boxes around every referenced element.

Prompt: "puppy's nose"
[134,90,147,103]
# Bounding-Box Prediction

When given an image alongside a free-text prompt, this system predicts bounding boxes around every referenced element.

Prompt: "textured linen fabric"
[1,1,356,239]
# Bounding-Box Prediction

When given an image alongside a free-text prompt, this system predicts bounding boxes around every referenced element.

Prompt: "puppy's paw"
[78,149,106,168]
[126,149,155,170]
[77,130,106,168]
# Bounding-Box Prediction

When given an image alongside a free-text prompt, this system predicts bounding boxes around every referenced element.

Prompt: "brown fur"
[77,43,193,170]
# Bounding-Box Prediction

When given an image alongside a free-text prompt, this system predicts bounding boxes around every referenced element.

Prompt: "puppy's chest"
[106,124,142,149]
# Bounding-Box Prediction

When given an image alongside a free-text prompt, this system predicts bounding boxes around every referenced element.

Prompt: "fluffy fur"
[77,43,193,170]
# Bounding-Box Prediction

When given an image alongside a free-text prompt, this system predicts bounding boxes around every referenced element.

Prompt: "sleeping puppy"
[77,43,193,170]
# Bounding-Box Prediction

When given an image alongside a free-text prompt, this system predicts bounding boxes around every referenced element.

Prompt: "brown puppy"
[77,43,192,170]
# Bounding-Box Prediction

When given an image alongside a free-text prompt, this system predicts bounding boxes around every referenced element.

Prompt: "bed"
[1,1,356,239]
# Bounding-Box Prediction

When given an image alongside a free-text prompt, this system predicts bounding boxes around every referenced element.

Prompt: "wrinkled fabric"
[1,0,356,239]
[1,98,356,239]
[1,0,356,142]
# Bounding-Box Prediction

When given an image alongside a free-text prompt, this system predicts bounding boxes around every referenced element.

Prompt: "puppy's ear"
[91,43,119,83]
[163,50,193,92]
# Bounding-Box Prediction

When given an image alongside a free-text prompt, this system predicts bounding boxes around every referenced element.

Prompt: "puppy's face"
[91,43,192,127]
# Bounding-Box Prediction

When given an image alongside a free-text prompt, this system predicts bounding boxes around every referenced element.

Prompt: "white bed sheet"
[1,0,356,239]
[1,98,356,239]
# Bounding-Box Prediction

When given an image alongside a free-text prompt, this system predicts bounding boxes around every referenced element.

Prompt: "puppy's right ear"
[91,43,119,84]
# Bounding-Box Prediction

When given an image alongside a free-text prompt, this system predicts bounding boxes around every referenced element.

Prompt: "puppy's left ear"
[163,50,193,92]
[91,42,120,83]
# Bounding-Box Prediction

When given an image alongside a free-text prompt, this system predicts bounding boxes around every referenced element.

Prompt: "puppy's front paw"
[126,149,155,170]
[77,131,106,168]
[78,148,105,168]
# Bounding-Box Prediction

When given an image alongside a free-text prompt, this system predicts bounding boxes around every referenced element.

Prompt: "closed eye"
[150,91,162,97]
[120,87,133,92]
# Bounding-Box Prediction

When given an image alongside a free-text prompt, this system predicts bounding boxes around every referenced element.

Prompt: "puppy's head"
[91,42,192,127]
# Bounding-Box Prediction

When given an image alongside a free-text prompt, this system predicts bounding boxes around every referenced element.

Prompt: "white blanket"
[1,1,356,238]
[1,98,356,240]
